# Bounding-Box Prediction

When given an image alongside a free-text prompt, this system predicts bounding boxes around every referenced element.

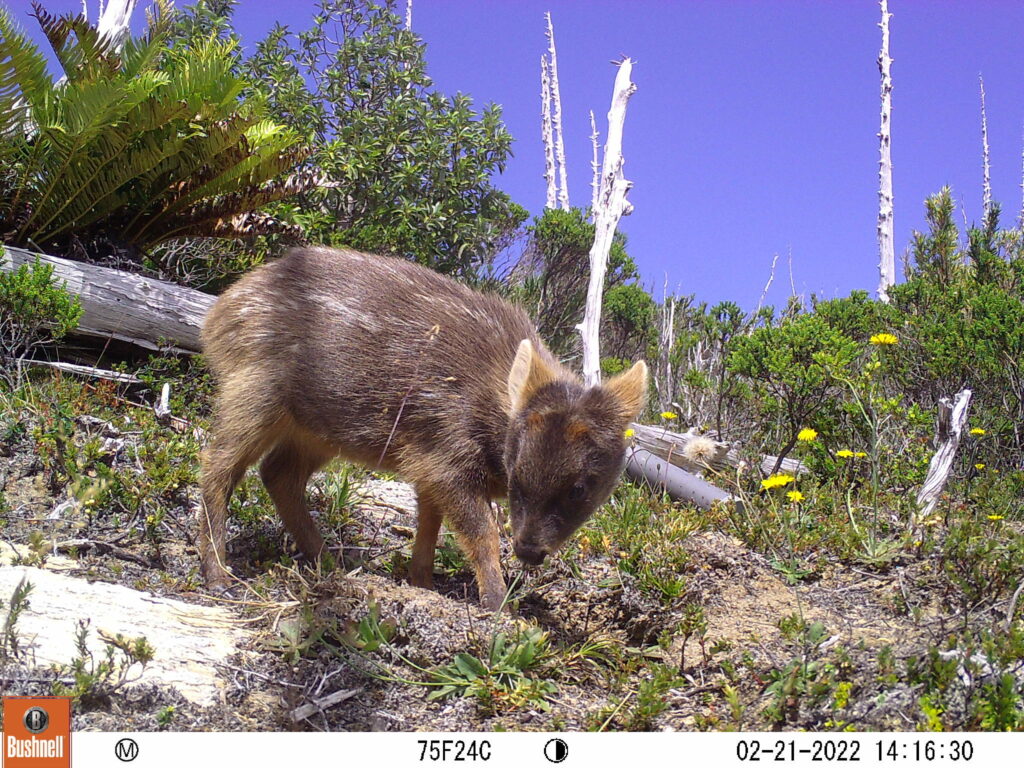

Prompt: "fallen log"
[625,447,739,511]
[628,422,808,477]
[1,245,214,353]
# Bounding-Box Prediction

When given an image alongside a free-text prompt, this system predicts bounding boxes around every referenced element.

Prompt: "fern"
[0,1,310,260]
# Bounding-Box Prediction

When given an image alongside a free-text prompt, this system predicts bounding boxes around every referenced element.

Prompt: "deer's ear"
[507,339,558,414]
[603,360,648,425]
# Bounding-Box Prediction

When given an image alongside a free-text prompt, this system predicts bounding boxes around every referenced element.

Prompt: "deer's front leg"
[439,486,507,611]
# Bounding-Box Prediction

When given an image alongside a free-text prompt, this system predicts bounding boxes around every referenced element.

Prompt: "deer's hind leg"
[258,431,335,563]
[409,487,444,590]
[199,383,285,591]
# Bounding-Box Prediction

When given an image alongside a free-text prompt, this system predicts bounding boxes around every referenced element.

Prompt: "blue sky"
[9,1,1024,310]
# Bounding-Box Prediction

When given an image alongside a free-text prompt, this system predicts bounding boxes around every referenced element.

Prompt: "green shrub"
[727,313,858,466]
[0,253,81,380]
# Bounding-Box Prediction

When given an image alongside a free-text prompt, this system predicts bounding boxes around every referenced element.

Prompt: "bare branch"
[755,252,780,316]
[96,0,138,53]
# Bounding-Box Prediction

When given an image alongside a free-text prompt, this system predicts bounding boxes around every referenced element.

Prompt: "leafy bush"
[728,313,858,466]
[0,252,81,379]
[243,0,525,278]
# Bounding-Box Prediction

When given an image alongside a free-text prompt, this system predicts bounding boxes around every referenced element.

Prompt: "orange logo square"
[2,697,71,768]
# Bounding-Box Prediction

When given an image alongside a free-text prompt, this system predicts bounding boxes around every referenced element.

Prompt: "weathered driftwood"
[625,447,738,511]
[915,388,972,523]
[0,565,251,706]
[1,245,214,353]
[629,422,730,474]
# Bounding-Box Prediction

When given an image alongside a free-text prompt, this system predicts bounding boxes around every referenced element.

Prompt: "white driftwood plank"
[0,566,251,706]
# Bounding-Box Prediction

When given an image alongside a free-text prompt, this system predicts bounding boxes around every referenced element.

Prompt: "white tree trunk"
[405,0,412,30]
[96,0,137,53]
[545,12,570,211]
[541,56,558,209]
[915,388,973,525]
[980,75,992,218]
[578,59,636,386]
[1,246,213,353]
[589,110,600,219]
[877,0,895,303]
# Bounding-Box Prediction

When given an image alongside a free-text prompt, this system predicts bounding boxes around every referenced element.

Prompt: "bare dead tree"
[406,0,412,30]
[541,56,558,209]
[980,74,992,218]
[589,110,600,218]
[755,252,780,317]
[877,0,895,302]
[545,12,570,210]
[578,59,636,386]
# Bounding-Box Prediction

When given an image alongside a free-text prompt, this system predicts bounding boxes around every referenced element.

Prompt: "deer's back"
[203,247,553,471]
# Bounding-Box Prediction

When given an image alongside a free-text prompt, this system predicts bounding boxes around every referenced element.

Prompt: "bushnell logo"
[2,697,71,768]
[23,707,49,735]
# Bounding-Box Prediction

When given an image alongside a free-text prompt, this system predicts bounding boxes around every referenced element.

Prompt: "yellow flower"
[797,428,818,442]
[869,333,898,345]
[975,463,985,471]
[786,490,804,503]
[854,452,867,458]
[969,428,986,436]
[660,411,678,420]
[761,473,795,490]
[836,449,854,458]
[987,515,1004,521]
[624,428,635,438]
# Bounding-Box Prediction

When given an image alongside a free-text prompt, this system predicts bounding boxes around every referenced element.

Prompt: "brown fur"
[199,247,647,610]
